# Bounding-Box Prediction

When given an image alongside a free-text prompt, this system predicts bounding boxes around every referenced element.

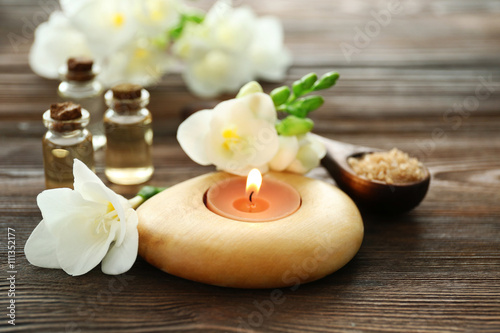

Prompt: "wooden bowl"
[318,137,431,214]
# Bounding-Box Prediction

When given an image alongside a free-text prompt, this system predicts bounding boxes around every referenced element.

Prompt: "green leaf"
[313,71,339,91]
[137,186,166,201]
[276,116,314,136]
[270,86,291,106]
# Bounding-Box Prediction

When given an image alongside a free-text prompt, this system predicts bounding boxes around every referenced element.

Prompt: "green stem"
[129,196,144,209]
[129,186,167,209]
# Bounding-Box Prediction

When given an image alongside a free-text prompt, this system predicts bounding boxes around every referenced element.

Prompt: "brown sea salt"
[347,148,426,184]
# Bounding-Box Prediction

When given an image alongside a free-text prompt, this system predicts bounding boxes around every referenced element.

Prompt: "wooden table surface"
[1,0,500,332]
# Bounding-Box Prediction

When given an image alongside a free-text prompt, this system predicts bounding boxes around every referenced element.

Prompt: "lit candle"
[206,169,301,222]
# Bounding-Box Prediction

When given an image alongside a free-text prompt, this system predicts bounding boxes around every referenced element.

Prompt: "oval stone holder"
[137,172,364,289]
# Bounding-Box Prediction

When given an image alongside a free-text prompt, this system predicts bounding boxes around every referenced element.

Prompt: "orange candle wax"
[206,169,301,222]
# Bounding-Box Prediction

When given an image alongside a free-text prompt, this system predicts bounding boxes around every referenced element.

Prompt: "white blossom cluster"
[29,0,291,98]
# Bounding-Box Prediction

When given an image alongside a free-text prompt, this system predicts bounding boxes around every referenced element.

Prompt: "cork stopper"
[50,102,82,120]
[66,57,95,81]
[112,83,143,100]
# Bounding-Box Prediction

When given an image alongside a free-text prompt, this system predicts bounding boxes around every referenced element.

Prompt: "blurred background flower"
[29,0,292,98]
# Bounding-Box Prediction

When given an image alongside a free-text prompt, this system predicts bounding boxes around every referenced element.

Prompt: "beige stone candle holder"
[137,172,364,289]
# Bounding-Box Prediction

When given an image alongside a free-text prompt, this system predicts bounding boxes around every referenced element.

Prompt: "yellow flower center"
[95,202,119,234]
[151,9,163,21]
[134,47,149,59]
[222,127,241,151]
[112,13,125,28]
[106,202,115,213]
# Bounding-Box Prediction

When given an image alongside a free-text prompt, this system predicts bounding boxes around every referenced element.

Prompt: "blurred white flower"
[132,0,181,38]
[29,0,292,97]
[24,159,139,276]
[99,38,173,87]
[250,16,292,82]
[182,49,253,98]
[29,11,92,79]
[177,93,280,175]
[61,0,139,57]
[174,0,291,97]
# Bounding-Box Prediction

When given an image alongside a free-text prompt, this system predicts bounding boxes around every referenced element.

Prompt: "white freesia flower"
[29,11,92,79]
[182,49,253,98]
[24,159,139,276]
[30,0,179,87]
[174,2,255,98]
[133,0,181,38]
[29,0,291,97]
[99,38,173,87]
[250,16,292,82]
[61,0,139,58]
[269,133,326,174]
[268,135,300,172]
[175,0,291,98]
[283,133,327,174]
[177,93,280,176]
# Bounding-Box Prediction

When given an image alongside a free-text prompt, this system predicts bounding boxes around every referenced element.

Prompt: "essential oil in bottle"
[42,102,95,189]
[104,83,154,185]
[58,57,105,150]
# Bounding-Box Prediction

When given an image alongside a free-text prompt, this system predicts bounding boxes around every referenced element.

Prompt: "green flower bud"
[286,95,324,117]
[237,81,263,98]
[276,116,314,136]
[313,71,339,91]
[270,86,291,106]
[301,73,318,90]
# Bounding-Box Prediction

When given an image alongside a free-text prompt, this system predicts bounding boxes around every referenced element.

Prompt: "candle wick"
[249,191,254,203]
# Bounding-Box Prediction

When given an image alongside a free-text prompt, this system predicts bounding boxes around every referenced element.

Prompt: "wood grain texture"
[1,0,500,332]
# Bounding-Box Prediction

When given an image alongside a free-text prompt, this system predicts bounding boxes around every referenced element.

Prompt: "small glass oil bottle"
[104,83,154,185]
[58,57,105,150]
[42,102,95,189]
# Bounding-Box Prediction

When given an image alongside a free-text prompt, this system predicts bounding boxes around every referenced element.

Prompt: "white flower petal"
[24,220,61,269]
[101,208,139,275]
[306,133,327,159]
[251,16,292,82]
[286,134,326,174]
[29,11,92,79]
[182,49,253,98]
[73,159,107,201]
[133,0,180,37]
[269,135,299,171]
[98,39,173,87]
[37,188,104,237]
[55,214,117,276]
[64,0,138,57]
[82,181,128,245]
[241,93,278,125]
[209,5,255,52]
[206,96,279,170]
[177,110,212,165]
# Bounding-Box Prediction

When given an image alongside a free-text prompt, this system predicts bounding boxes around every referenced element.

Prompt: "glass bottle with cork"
[104,83,154,185]
[58,57,105,150]
[42,102,95,189]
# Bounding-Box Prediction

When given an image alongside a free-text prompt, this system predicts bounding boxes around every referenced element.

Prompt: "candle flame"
[246,168,262,200]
